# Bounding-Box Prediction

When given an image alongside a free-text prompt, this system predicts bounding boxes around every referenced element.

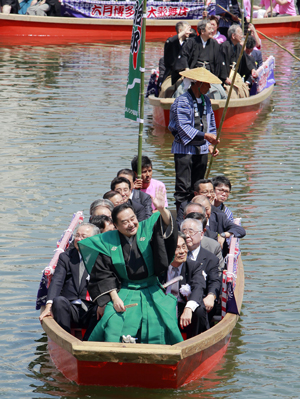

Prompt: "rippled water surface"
[1,34,300,399]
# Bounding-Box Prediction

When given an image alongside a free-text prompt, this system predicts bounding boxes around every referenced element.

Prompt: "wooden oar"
[256,29,300,62]
[217,4,242,21]
[250,0,254,23]
[205,29,251,179]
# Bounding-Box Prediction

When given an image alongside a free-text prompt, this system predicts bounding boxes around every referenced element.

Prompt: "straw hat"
[179,67,221,84]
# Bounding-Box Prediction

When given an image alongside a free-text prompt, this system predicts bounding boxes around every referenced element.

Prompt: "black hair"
[89,215,113,233]
[211,175,232,191]
[103,190,122,201]
[246,35,256,50]
[193,179,213,192]
[111,203,136,225]
[111,176,131,191]
[117,169,136,182]
[131,155,152,173]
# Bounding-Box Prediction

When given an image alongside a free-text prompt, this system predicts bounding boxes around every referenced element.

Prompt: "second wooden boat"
[0,13,300,46]
[148,84,274,129]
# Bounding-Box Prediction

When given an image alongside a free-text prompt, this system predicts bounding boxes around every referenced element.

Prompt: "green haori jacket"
[78,213,183,345]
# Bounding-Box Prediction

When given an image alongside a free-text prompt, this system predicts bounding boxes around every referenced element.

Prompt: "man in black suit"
[176,178,218,230]
[117,169,152,219]
[160,232,210,337]
[111,176,146,222]
[39,223,100,338]
[163,21,191,85]
[181,218,221,316]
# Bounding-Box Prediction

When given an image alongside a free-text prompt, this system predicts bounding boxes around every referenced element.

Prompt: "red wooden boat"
[41,254,243,389]
[0,13,300,46]
[148,84,274,130]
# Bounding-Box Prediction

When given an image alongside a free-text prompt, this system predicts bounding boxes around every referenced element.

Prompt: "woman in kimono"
[78,187,183,345]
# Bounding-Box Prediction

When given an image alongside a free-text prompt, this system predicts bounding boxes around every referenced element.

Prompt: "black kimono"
[220,39,256,82]
[174,36,226,81]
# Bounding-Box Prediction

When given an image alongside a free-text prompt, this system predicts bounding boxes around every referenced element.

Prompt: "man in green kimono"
[78,187,183,345]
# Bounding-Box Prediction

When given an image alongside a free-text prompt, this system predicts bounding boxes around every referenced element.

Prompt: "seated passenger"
[117,168,152,219]
[181,218,221,320]
[209,15,227,44]
[131,155,168,212]
[159,232,209,338]
[176,179,217,229]
[111,176,146,222]
[221,25,257,87]
[89,215,115,233]
[257,0,297,17]
[39,223,100,339]
[26,0,50,16]
[185,211,225,277]
[212,175,234,221]
[1,0,19,13]
[245,36,263,70]
[89,199,114,219]
[79,187,183,345]
[103,191,123,207]
[191,195,246,256]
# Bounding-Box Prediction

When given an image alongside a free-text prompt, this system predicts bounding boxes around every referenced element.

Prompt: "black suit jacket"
[128,198,147,222]
[47,248,89,303]
[195,246,221,298]
[208,211,246,238]
[160,253,213,303]
[164,34,187,84]
[132,189,152,219]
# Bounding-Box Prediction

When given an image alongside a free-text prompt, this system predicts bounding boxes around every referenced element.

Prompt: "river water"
[0,33,300,399]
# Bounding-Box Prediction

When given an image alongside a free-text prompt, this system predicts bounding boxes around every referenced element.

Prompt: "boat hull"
[48,332,231,388]
[149,85,274,130]
[0,14,300,45]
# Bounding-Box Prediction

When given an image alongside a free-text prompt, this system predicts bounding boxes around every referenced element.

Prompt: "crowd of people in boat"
[39,154,246,345]
[147,8,276,102]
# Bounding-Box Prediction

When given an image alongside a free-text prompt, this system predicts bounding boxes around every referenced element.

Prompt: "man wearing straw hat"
[169,67,220,212]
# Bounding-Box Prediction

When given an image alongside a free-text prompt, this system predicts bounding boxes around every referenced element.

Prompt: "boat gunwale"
[42,256,244,364]
[148,84,274,111]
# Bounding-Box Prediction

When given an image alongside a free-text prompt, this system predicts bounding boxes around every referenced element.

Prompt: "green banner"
[125,0,144,121]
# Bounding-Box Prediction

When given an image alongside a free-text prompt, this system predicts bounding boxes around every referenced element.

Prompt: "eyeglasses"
[75,234,89,239]
[215,188,230,194]
[182,229,201,237]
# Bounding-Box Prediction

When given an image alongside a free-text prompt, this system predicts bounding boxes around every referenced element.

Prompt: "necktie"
[171,267,180,297]
[79,260,85,287]
[188,251,193,260]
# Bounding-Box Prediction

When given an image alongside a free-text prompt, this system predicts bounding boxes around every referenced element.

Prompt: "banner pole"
[137,0,147,179]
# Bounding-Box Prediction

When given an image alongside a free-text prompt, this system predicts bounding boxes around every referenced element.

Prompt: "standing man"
[168,68,220,212]
[163,22,191,85]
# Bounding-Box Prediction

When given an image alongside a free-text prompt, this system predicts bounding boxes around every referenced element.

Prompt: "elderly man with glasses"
[181,218,220,316]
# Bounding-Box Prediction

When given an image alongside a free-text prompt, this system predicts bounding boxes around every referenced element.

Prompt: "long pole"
[137,0,147,179]
[241,0,244,34]
[270,0,273,18]
[205,29,251,179]
[250,0,254,23]
[256,29,300,61]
